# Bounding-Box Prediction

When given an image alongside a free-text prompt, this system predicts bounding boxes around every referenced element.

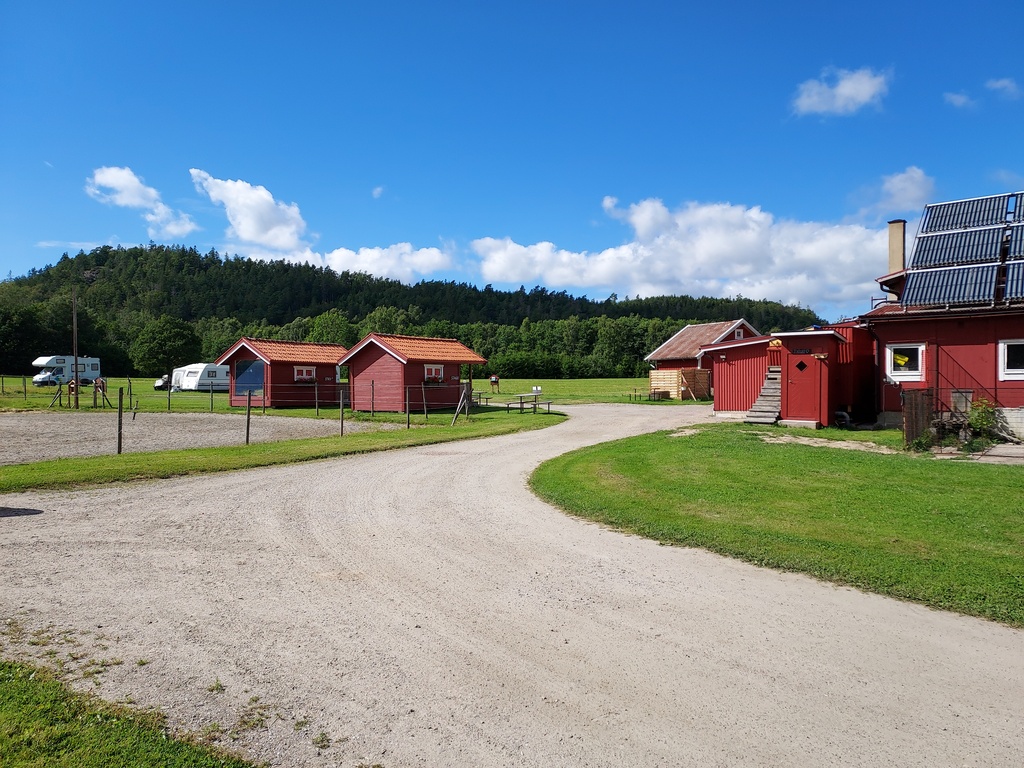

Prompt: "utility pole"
[72,285,80,410]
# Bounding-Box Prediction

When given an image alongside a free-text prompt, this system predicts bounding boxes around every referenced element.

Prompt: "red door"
[785,355,821,421]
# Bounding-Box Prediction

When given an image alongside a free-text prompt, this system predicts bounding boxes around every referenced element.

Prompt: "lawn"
[0,660,258,768]
[0,375,693,414]
[530,423,1024,626]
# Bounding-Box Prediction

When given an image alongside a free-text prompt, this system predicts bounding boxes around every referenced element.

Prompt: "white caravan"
[171,363,230,392]
[32,355,102,386]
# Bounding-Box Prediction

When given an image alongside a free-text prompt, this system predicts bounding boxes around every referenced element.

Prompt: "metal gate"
[902,388,934,447]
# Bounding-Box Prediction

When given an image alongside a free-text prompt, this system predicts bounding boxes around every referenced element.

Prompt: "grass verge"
[0,660,258,768]
[529,423,1024,626]
[0,409,564,493]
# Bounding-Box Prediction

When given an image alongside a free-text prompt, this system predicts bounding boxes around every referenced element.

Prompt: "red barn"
[702,322,875,428]
[862,193,1024,434]
[340,333,487,413]
[644,319,759,399]
[216,337,349,408]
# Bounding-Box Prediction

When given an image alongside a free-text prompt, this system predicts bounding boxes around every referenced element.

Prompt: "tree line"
[0,244,823,377]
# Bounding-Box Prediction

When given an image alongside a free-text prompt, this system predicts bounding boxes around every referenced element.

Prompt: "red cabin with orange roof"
[340,333,487,412]
[216,337,349,409]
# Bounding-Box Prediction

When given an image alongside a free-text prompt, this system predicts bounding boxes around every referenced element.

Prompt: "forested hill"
[0,244,824,377]
[6,244,822,327]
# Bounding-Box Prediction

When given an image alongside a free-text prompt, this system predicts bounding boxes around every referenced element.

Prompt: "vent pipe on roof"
[887,219,907,301]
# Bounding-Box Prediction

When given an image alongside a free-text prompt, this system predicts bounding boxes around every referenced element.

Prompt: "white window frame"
[293,366,316,382]
[735,328,744,339]
[886,343,925,383]
[998,339,1024,381]
[424,364,444,381]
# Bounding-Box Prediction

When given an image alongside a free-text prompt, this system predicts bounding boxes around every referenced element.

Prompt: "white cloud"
[986,78,1020,99]
[943,91,975,108]
[86,166,198,240]
[372,186,385,199]
[473,197,891,320]
[189,169,450,282]
[190,169,307,251]
[876,166,935,214]
[298,243,452,283]
[992,169,1024,189]
[793,67,890,116]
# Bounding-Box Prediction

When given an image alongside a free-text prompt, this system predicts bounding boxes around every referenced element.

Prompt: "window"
[186,370,199,378]
[886,343,925,382]
[735,328,744,339]
[424,364,444,383]
[294,366,316,382]
[206,370,218,378]
[235,359,264,395]
[999,340,1024,381]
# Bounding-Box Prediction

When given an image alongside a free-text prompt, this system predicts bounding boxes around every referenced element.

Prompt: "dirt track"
[2,404,1023,767]
[0,410,389,466]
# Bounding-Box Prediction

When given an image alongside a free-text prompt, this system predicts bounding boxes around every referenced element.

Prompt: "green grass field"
[530,423,1024,626]
[0,375,700,414]
[0,660,258,768]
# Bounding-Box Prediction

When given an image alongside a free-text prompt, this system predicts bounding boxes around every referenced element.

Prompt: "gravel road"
[1,404,1022,767]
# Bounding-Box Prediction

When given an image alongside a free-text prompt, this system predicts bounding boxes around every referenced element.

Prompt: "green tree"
[307,309,358,346]
[360,305,412,336]
[130,316,202,376]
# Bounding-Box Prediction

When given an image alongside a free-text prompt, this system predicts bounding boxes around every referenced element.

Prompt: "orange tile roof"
[227,337,349,365]
[343,333,486,364]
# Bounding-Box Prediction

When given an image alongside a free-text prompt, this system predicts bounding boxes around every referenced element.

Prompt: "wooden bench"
[531,400,553,413]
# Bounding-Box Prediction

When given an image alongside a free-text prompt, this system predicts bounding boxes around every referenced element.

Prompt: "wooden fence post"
[117,387,124,455]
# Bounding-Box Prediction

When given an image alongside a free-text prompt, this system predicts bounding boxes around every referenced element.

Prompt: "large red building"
[861,193,1024,433]
[704,192,1024,434]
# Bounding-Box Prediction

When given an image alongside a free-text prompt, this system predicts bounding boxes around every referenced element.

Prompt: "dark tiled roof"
[645,320,758,361]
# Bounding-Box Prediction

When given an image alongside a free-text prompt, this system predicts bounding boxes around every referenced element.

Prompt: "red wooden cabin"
[340,333,487,412]
[216,337,348,408]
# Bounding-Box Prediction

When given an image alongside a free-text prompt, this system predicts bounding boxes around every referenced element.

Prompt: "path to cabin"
[1,403,1022,767]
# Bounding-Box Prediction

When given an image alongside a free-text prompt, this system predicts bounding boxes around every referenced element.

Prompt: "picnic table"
[472,391,492,405]
[505,392,553,414]
[506,393,539,412]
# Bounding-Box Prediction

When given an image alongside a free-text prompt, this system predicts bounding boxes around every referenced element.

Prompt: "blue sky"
[2,1,1021,322]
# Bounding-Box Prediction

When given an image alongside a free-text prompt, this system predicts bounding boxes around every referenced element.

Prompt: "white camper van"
[171,363,230,392]
[32,355,101,386]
